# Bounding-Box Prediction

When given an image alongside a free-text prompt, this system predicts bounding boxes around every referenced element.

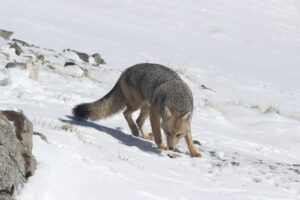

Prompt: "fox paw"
[143,133,154,141]
[130,126,140,137]
[190,151,201,158]
[158,143,168,151]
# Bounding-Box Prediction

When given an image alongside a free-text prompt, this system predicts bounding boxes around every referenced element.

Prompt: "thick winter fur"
[73,63,201,157]
[73,81,125,121]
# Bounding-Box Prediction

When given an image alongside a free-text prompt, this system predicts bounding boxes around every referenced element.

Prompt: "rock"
[5,62,27,69]
[47,65,55,70]
[92,53,105,65]
[64,49,89,63]
[36,54,45,63]
[0,29,13,40]
[63,49,106,64]
[12,39,30,47]
[0,111,36,200]
[9,43,23,56]
[64,61,76,67]
[76,52,89,63]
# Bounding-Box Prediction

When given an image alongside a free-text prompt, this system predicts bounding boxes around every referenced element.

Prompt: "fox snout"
[167,135,179,151]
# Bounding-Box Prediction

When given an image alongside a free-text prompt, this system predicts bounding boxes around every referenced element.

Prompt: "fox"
[72,63,201,157]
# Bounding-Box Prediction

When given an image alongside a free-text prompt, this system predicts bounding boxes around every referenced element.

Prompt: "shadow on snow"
[60,115,162,155]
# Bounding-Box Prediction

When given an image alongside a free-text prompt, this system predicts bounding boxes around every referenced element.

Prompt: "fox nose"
[169,147,174,151]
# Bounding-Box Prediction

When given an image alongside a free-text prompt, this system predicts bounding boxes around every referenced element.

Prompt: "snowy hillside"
[1,0,300,199]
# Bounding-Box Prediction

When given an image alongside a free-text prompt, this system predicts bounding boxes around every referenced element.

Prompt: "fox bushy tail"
[72,80,125,121]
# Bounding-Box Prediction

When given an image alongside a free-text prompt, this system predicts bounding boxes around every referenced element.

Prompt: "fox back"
[122,63,193,116]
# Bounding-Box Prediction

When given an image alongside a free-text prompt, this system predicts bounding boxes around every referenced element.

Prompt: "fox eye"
[165,117,172,122]
[166,131,171,136]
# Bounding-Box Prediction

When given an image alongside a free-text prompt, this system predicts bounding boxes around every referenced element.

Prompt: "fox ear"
[165,106,173,119]
[182,112,192,121]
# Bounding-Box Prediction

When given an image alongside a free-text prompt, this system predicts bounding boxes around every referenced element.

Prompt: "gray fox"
[73,63,201,157]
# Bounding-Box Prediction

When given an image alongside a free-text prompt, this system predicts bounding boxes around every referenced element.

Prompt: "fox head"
[161,106,192,150]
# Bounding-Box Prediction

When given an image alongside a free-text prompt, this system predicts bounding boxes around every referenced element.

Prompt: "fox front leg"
[185,132,201,157]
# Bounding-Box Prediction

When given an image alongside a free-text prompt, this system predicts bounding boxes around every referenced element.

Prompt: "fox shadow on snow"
[60,116,161,155]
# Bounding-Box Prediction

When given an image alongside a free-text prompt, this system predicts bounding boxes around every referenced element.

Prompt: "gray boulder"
[76,51,89,63]
[5,62,27,69]
[9,43,23,56]
[0,111,36,200]
[0,29,13,40]
[92,53,105,65]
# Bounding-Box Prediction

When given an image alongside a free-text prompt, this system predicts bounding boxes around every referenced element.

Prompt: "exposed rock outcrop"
[0,111,36,200]
[63,49,106,65]
[0,27,106,83]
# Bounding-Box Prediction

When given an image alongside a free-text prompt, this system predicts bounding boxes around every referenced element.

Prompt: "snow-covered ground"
[1,0,300,199]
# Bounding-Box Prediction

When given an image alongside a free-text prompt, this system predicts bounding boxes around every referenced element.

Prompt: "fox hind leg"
[121,83,145,137]
[123,106,140,136]
[136,104,154,140]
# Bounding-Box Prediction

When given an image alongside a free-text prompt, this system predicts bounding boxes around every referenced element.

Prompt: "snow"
[1,0,300,199]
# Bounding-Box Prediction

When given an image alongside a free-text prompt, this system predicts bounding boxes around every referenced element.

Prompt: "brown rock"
[0,111,36,200]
